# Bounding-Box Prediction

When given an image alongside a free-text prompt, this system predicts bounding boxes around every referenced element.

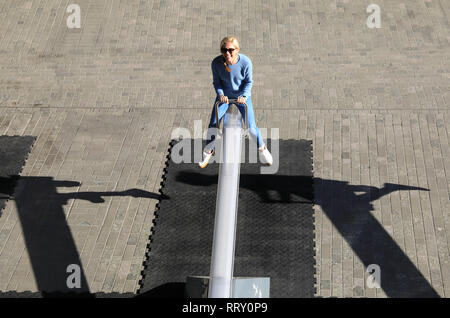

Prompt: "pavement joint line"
[1,107,450,112]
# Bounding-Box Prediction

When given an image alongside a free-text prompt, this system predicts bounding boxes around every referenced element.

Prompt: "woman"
[199,36,273,168]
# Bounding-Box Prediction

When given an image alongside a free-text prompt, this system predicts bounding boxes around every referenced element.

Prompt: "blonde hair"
[220,36,240,51]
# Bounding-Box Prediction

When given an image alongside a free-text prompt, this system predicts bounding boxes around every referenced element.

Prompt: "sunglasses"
[221,47,236,54]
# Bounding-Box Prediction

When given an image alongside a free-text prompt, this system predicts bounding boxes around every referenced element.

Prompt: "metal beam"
[208,103,244,298]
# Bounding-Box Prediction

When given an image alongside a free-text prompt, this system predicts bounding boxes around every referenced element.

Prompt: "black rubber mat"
[138,139,315,298]
[0,136,36,217]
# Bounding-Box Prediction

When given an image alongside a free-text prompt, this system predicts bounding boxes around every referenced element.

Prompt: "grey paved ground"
[0,0,449,297]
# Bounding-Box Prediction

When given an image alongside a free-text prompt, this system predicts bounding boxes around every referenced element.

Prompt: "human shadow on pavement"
[176,171,439,298]
[0,176,167,297]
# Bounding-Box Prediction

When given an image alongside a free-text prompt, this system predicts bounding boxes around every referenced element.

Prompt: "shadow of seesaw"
[175,171,439,298]
[0,176,168,296]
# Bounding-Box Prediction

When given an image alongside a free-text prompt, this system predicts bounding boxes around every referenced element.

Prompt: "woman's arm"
[211,61,224,96]
[241,59,253,97]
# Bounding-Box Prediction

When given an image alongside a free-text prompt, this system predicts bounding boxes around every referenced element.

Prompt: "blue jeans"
[206,96,264,149]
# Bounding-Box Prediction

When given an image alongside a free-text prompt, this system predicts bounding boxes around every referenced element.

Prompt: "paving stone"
[0,0,448,297]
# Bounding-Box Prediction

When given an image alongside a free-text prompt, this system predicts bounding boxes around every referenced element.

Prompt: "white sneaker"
[259,146,273,166]
[199,149,214,168]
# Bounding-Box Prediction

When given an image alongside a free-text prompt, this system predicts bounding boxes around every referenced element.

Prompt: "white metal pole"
[208,103,243,298]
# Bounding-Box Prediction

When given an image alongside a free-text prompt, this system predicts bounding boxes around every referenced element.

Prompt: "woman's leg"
[237,97,264,148]
[205,100,229,152]
[237,98,273,165]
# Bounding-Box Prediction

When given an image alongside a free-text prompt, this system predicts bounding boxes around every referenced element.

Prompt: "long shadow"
[0,176,167,297]
[175,171,439,298]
